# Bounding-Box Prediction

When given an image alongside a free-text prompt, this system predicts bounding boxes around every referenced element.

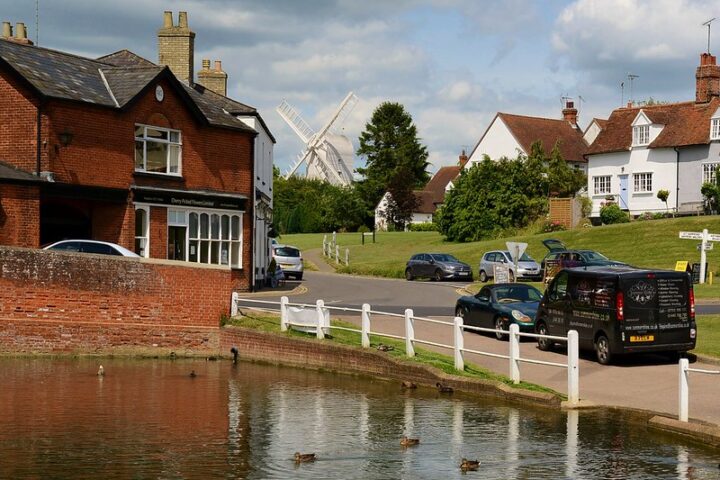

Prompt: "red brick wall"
[92,200,135,247]
[0,184,40,247]
[0,246,250,354]
[149,206,167,258]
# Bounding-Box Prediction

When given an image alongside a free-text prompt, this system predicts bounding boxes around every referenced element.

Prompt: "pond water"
[0,358,717,479]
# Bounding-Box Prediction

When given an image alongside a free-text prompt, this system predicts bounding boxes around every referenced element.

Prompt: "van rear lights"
[690,328,696,339]
[689,288,695,320]
[646,272,655,279]
[616,291,624,321]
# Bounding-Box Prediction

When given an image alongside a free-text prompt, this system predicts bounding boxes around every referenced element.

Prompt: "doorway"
[168,226,186,261]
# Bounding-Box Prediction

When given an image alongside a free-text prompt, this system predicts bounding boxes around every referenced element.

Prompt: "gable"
[467,115,524,165]
[631,111,651,126]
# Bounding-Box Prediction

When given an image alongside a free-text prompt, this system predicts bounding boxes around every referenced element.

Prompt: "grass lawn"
[281,216,720,298]
[695,315,720,358]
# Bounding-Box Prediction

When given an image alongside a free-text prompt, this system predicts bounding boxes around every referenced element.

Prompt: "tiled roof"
[423,165,460,203]
[592,118,608,128]
[0,160,42,183]
[413,190,436,214]
[498,113,588,163]
[97,50,156,67]
[102,66,163,106]
[586,98,720,155]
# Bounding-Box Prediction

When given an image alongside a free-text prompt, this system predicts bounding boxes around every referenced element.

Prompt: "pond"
[0,358,717,479]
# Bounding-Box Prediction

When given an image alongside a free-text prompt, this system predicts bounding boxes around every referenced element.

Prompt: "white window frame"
[134,206,150,258]
[632,125,650,146]
[167,208,243,268]
[703,162,720,184]
[593,175,612,195]
[633,172,653,193]
[711,118,720,141]
[135,124,182,176]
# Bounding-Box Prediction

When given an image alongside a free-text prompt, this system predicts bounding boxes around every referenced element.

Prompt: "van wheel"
[479,270,488,283]
[494,317,508,341]
[595,335,613,365]
[536,322,552,351]
[405,269,414,281]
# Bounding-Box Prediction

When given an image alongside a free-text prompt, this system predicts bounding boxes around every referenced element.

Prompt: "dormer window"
[135,124,182,175]
[632,125,650,146]
[711,117,720,140]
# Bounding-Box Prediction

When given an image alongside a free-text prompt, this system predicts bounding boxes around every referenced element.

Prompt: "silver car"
[272,244,303,280]
[478,250,541,283]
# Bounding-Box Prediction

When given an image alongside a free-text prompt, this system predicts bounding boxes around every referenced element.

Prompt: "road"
[238,270,720,425]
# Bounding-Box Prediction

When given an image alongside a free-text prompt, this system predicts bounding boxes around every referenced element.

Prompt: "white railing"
[232,294,580,405]
[678,358,720,422]
[322,232,349,266]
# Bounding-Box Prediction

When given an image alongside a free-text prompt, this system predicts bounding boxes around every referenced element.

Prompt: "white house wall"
[410,213,433,224]
[467,117,523,167]
[583,121,602,145]
[374,192,391,231]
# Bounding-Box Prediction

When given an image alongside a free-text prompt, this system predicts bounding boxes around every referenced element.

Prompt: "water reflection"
[0,359,717,479]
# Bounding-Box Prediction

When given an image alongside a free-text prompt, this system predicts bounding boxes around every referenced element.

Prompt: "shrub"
[357,225,371,233]
[578,196,592,218]
[408,222,437,232]
[600,204,630,224]
[653,212,667,219]
[538,220,566,233]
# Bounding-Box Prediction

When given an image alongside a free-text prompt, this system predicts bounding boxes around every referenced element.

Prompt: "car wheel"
[405,268,414,281]
[595,335,613,365]
[536,322,552,351]
[455,306,465,319]
[494,316,508,341]
[509,271,515,282]
[479,270,488,283]
[434,269,443,282]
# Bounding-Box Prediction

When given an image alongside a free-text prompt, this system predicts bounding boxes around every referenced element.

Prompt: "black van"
[535,266,696,364]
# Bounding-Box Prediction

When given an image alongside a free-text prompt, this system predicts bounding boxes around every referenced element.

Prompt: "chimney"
[197,58,228,97]
[696,53,720,103]
[1,21,33,45]
[562,100,578,127]
[2,22,11,39]
[157,11,195,84]
[458,149,469,168]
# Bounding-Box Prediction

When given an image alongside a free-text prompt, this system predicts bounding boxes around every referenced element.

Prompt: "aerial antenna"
[35,0,39,44]
[620,81,624,106]
[703,18,716,54]
[578,95,586,119]
[627,74,639,105]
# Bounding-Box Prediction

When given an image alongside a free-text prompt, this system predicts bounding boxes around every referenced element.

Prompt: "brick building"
[0,13,274,290]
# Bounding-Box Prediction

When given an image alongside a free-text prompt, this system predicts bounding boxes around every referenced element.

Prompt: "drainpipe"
[250,135,256,292]
[674,147,680,212]
[36,102,42,176]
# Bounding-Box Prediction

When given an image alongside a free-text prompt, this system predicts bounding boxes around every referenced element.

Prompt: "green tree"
[545,143,587,197]
[355,102,430,219]
[657,189,670,215]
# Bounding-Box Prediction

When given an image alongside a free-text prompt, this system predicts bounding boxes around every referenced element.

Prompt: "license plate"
[630,335,654,342]
[280,264,294,269]
[459,272,469,276]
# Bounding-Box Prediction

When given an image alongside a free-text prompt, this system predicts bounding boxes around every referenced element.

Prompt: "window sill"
[632,191,653,196]
[592,193,613,198]
[134,171,184,181]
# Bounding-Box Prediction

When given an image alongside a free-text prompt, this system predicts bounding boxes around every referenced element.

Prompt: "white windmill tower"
[276,92,359,186]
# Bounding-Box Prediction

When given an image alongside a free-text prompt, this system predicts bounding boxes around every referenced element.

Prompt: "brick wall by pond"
[0,246,249,354]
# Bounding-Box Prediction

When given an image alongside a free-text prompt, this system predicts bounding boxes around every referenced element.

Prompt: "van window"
[274,247,300,258]
[548,272,568,301]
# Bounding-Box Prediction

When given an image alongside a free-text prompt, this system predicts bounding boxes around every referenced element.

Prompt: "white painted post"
[322,240,326,257]
[361,303,371,348]
[316,299,325,340]
[335,245,340,264]
[345,248,349,266]
[700,229,708,284]
[332,231,337,248]
[567,330,579,405]
[230,291,239,317]
[323,234,327,251]
[280,296,289,332]
[509,323,520,384]
[679,357,689,422]
[405,308,415,357]
[453,316,464,371]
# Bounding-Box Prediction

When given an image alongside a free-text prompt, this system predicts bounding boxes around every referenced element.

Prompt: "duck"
[294,452,316,463]
[400,436,420,446]
[460,458,480,471]
[189,370,197,378]
[97,365,105,377]
[377,343,395,352]
[436,382,453,393]
[401,381,417,389]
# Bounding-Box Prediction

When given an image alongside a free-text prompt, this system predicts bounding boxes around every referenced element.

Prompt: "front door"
[618,174,629,210]
[168,226,187,261]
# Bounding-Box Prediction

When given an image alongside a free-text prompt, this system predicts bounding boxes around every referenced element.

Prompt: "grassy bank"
[695,315,720,358]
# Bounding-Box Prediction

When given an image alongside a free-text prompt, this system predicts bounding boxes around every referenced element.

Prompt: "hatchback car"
[478,250,541,283]
[455,283,542,340]
[43,239,140,257]
[540,239,626,276]
[272,244,303,280]
[405,253,472,281]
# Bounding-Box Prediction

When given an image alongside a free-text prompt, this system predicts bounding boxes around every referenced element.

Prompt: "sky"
[2,0,719,174]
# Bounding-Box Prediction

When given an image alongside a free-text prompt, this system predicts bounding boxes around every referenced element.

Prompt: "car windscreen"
[493,285,542,302]
[580,251,609,261]
[431,254,458,263]
[503,251,533,262]
[274,247,300,257]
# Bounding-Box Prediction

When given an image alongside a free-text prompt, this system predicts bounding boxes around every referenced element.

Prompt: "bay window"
[170,209,242,268]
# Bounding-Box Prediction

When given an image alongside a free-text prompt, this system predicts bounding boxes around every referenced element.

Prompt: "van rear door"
[620,271,693,350]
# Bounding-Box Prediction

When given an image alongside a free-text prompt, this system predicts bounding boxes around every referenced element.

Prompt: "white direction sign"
[679,231,704,240]
[697,243,714,251]
[709,234,720,242]
[506,242,528,263]
[678,229,717,284]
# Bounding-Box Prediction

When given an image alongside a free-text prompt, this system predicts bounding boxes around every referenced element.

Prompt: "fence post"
[509,323,520,384]
[679,358,689,422]
[230,291,239,317]
[345,248,349,266]
[335,245,340,264]
[280,296,289,332]
[453,316,464,371]
[361,303,371,348]
[332,231,337,248]
[404,308,415,357]
[316,299,325,340]
[567,330,579,405]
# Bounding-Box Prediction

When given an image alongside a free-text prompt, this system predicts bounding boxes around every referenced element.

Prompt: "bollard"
[453,317,464,371]
[404,309,415,357]
[509,323,520,384]
[316,299,325,339]
[280,296,289,332]
[361,303,371,348]
[345,248,349,266]
[230,292,239,317]
[679,357,689,422]
[567,330,579,405]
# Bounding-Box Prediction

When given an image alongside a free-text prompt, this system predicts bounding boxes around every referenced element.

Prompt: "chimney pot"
[627,101,633,108]
[214,60,222,72]
[15,22,25,40]
[1,22,11,38]
[458,150,469,168]
[163,11,173,28]
[178,11,188,28]
[696,52,720,103]
[202,59,210,70]
[562,100,578,127]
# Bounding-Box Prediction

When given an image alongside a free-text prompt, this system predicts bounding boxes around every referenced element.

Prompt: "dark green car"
[455,283,543,340]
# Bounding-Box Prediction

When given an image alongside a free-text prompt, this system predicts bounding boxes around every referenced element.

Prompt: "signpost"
[506,241,528,278]
[678,229,716,284]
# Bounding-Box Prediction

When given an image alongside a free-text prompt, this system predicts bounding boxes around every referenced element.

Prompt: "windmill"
[276,92,358,186]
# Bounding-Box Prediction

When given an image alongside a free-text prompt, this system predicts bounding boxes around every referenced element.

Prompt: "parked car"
[272,244,303,280]
[478,250,542,283]
[43,239,140,257]
[405,253,473,281]
[455,283,542,340]
[535,266,696,365]
[540,239,626,276]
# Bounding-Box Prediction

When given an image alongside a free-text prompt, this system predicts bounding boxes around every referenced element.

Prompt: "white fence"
[678,358,720,422]
[232,294,579,405]
[322,233,349,266]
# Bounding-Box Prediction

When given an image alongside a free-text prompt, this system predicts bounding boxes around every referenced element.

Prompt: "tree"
[381,166,420,230]
[657,189,670,215]
[545,142,586,197]
[355,102,430,220]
